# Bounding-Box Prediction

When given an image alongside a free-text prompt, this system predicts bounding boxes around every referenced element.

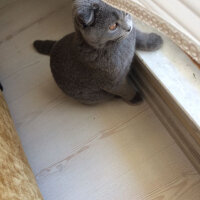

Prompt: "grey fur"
[33,0,163,104]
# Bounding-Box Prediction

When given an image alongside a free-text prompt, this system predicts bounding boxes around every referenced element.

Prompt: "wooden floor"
[1,0,200,199]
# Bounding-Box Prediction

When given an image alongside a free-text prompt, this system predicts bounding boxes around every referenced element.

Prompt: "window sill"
[133,21,200,172]
[136,21,200,130]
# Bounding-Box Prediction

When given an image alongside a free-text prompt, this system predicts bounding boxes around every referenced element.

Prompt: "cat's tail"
[33,40,56,55]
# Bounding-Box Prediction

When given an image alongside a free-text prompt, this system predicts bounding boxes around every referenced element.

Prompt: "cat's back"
[49,32,101,94]
[50,33,75,68]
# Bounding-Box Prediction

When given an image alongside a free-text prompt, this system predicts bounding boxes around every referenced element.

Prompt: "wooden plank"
[8,81,149,175]
[36,110,200,200]
[0,0,67,43]
[0,2,73,84]
[0,0,17,9]
[1,0,200,199]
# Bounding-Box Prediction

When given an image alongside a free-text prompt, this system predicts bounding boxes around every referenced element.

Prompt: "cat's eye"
[109,23,118,31]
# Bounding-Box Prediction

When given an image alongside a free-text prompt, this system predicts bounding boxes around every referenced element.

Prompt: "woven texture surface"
[0,92,43,200]
[103,0,200,65]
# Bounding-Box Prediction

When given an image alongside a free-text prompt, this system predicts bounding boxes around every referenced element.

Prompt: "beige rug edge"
[0,92,43,200]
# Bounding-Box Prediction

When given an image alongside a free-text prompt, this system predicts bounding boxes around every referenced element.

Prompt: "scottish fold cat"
[34,0,163,104]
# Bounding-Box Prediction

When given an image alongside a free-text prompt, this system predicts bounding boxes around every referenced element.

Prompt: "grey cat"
[33,0,163,104]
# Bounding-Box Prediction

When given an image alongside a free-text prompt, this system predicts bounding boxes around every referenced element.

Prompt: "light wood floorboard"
[0,0,200,199]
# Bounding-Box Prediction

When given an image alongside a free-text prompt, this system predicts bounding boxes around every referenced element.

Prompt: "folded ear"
[75,3,99,27]
[76,6,95,27]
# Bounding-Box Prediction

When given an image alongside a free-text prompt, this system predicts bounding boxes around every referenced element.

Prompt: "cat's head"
[73,0,134,48]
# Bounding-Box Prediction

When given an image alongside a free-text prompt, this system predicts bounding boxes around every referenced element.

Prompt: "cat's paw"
[130,91,143,105]
[147,33,163,51]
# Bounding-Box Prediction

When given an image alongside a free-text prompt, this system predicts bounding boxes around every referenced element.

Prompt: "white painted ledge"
[135,20,200,130]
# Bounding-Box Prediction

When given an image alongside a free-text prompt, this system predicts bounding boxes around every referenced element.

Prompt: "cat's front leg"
[135,29,163,51]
